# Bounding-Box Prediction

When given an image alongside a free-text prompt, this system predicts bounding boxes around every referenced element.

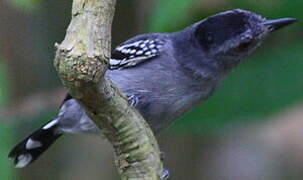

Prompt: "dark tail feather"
[8,119,62,168]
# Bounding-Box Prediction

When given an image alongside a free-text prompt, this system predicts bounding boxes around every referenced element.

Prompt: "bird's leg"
[127,94,139,107]
[159,151,169,179]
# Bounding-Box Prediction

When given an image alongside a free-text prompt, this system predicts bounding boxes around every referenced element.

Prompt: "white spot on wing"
[136,50,143,55]
[43,119,58,130]
[116,46,123,51]
[149,44,155,48]
[26,138,42,149]
[118,41,142,50]
[15,154,32,168]
[156,45,163,49]
[151,49,158,53]
[110,59,121,66]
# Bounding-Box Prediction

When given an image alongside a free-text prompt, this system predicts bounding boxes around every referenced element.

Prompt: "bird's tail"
[8,118,62,168]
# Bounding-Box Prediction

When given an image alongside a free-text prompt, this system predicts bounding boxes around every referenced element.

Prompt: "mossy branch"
[53,0,163,179]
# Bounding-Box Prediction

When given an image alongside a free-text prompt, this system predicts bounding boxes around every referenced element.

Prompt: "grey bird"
[9,9,296,168]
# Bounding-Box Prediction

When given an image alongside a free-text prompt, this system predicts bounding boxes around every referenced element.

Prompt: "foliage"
[0,62,8,105]
[149,0,201,32]
[7,0,42,11]
[0,61,13,179]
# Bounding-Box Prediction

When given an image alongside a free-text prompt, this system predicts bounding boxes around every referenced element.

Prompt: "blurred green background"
[0,0,302,179]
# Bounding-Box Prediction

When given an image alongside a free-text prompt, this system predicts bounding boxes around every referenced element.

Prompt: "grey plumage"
[9,9,296,168]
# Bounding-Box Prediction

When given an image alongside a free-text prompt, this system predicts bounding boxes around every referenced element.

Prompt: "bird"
[9,9,296,168]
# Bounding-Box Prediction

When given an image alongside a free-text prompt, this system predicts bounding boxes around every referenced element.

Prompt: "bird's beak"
[262,18,297,32]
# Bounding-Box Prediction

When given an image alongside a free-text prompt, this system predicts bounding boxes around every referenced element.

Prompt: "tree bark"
[53,0,163,179]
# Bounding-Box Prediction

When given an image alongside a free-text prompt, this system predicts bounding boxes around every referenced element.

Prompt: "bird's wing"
[109,36,165,70]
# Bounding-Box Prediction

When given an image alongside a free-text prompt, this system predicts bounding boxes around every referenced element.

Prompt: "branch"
[53,0,163,179]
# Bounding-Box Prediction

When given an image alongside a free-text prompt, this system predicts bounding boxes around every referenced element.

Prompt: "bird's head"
[194,9,296,71]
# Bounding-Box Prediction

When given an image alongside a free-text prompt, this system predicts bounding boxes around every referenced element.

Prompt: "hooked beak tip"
[262,18,297,32]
